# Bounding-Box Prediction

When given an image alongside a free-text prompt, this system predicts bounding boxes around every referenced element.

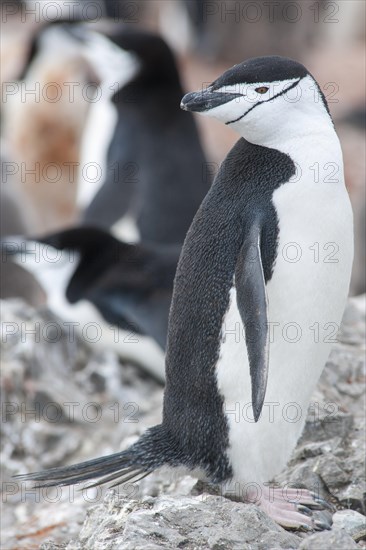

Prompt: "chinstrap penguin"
[15,56,354,531]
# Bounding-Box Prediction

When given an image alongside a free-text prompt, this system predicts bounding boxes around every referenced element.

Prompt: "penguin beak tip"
[180,92,198,112]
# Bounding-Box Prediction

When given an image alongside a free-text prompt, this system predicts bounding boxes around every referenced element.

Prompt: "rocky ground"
[1,296,365,549]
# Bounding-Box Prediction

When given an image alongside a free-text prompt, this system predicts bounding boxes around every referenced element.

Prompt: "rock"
[293,438,343,460]
[301,400,354,443]
[1,296,365,548]
[332,510,366,542]
[313,456,350,489]
[65,492,301,550]
[339,296,366,346]
[336,481,366,515]
[298,528,358,549]
[40,541,68,549]
[0,299,163,549]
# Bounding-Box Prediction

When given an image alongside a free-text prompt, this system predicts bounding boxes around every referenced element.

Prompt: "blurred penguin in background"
[82,27,211,244]
[2,24,100,233]
[36,226,179,351]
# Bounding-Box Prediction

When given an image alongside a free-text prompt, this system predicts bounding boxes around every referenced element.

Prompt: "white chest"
[215,142,354,488]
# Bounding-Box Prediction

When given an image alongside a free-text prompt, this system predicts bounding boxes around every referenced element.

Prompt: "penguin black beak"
[181,88,243,113]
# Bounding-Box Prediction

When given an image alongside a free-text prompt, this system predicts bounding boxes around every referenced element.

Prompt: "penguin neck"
[232,75,339,159]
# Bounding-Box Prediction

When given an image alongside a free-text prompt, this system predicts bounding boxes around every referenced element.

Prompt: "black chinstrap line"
[225,79,302,126]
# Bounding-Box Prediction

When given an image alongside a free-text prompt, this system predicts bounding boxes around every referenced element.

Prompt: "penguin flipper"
[235,222,269,422]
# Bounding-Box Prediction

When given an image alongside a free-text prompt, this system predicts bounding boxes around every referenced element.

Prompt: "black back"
[160,138,295,480]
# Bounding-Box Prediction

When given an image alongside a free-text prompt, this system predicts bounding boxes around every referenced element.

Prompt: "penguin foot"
[271,487,335,511]
[248,486,333,532]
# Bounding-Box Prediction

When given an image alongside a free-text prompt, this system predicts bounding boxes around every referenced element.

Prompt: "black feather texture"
[14,139,295,489]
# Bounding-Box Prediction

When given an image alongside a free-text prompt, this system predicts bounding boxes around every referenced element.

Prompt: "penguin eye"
[255,86,269,94]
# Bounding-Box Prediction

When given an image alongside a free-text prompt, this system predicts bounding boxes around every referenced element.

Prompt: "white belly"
[216,176,353,487]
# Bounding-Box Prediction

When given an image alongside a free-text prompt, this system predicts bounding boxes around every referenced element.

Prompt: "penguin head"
[181,56,331,143]
[108,28,181,87]
[107,27,182,105]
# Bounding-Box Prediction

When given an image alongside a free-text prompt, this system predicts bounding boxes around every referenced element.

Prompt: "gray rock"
[293,438,343,460]
[314,456,351,488]
[66,492,301,550]
[336,481,366,515]
[332,510,366,542]
[300,405,353,443]
[40,541,68,550]
[298,528,358,549]
[339,296,366,346]
[1,296,365,548]
[275,460,328,501]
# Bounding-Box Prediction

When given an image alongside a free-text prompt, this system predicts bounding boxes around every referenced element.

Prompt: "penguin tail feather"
[13,450,149,489]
